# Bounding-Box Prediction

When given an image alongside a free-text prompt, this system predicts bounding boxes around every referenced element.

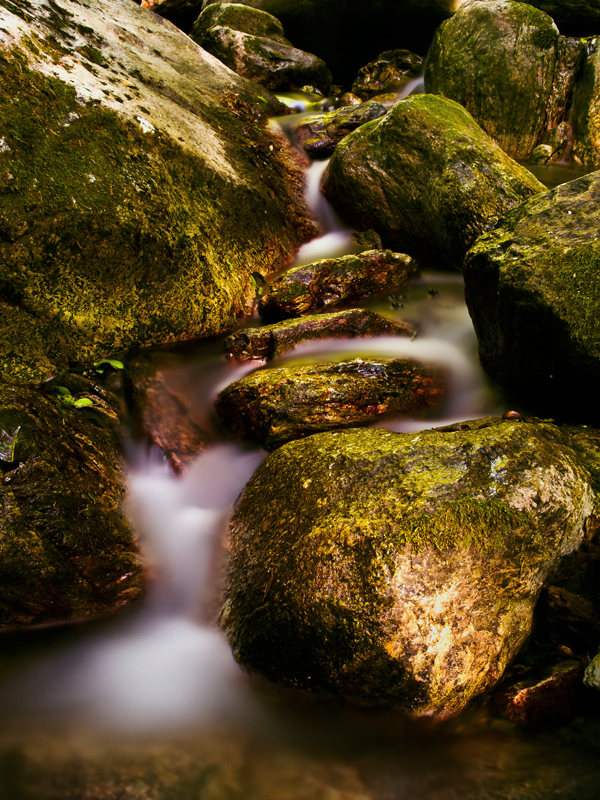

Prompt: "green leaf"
[73,398,94,408]
[56,386,72,397]
[94,359,124,370]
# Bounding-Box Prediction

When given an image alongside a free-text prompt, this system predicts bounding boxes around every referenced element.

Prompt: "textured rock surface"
[425,1,586,160]
[494,659,583,724]
[259,250,419,320]
[224,308,414,361]
[0,0,316,384]
[290,101,387,156]
[351,49,423,101]
[464,171,600,418]
[215,358,444,449]
[221,418,597,716]
[190,1,289,42]
[322,94,544,269]
[0,380,144,627]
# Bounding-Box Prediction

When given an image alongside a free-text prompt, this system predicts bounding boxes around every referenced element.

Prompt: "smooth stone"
[190,2,289,42]
[290,101,387,156]
[215,357,445,449]
[258,250,419,320]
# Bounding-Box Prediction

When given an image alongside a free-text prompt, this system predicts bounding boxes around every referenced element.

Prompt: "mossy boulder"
[190,2,289,42]
[464,171,600,419]
[521,1,600,32]
[0,0,316,384]
[351,49,423,101]
[321,94,544,269]
[221,418,598,716]
[424,1,586,161]
[190,25,332,92]
[258,250,419,320]
[289,101,387,157]
[0,379,144,627]
[224,308,415,361]
[215,358,445,449]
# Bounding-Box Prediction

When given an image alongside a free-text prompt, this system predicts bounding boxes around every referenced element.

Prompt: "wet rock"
[522,1,600,33]
[215,358,444,449]
[584,646,600,689]
[339,92,362,107]
[127,353,212,473]
[322,94,544,269]
[351,49,423,101]
[565,36,600,167]
[224,308,415,362]
[190,2,289,42]
[425,1,586,161]
[289,101,387,156]
[529,144,553,163]
[258,250,419,320]
[464,171,600,418]
[221,418,598,716]
[191,22,332,93]
[0,381,144,627]
[0,0,316,385]
[494,660,583,724]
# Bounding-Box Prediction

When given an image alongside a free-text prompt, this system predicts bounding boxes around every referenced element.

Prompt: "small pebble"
[503,410,522,420]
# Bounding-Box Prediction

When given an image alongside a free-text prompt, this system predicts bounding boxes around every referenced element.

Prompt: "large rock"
[424,1,586,161]
[258,250,419,320]
[322,94,545,269]
[190,1,289,42]
[221,418,598,716]
[215,357,445,449]
[289,101,387,157]
[0,379,144,627]
[223,308,415,361]
[0,0,316,384]
[463,171,600,419]
[351,49,423,101]
[502,1,600,33]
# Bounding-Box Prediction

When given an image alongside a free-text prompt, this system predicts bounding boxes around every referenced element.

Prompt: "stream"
[1,107,600,799]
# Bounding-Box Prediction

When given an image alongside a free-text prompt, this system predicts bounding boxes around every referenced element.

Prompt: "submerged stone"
[215,358,444,449]
[0,0,316,384]
[223,308,415,362]
[258,250,419,320]
[0,380,144,627]
[425,1,586,160]
[464,171,600,418]
[351,49,423,101]
[289,101,387,156]
[221,418,597,716]
[321,94,544,269]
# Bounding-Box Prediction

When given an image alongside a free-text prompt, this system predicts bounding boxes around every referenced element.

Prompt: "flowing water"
[1,103,600,799]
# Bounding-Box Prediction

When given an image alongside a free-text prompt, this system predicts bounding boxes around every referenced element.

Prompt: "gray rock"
[190,2,289,42]
[221,418,597,716]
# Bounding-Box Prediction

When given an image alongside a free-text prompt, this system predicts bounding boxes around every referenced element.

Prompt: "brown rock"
[494,660,583,724]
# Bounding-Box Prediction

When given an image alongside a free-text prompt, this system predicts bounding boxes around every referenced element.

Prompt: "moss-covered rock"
[289,101,387,157]
[215,357,445,449]
[190,2,289,43]
[425,1,586,160]
[520,1,600,33]
[322,94,544,269]
[221,418,597,716]
[190,25,332,92]
[464,171,600,419]
[0,0,316,384]
[258,250,419,320]
[351,49,423,101]
[0,379,144,627]
[224,308,415,361]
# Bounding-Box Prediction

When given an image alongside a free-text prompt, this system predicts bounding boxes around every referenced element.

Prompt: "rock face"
[351,49,423,101]
[464,171,600,419]
[322,94,544,269]
[289,101,387,156]
[190,5,332,92]
[258,250,419,320]
[215,358,444,449]
[221,419,597,716]
[224,308,415,361]
[513,1,600,33]
[494,659,583,724]
[0,0,316,384]
[425,1,586,161]
[0,380,144,627]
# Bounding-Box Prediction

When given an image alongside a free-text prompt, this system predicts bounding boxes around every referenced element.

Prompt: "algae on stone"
[222,419,596,716]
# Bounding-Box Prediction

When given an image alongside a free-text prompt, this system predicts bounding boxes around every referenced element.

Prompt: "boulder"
[223,308,415,361]
[221,418,598,716]
[190,2,289,42]
[351,49,423,101]
[0,0,316,385]
[322,94,544,269]
[190,25,332,92]
[289,101,387,157]
[513,1,600,33]
[258,250,419,320]
[0,379,144,627]
[494,659,583,724]
[463,171,600,419]
[215,358,445,449]
[425,1,586,161]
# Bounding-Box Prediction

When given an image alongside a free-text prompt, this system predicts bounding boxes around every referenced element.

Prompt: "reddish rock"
[494,660,583,725]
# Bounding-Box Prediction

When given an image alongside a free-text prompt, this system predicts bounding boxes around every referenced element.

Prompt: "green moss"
[79,44,107,67]
[531,26,558,50]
